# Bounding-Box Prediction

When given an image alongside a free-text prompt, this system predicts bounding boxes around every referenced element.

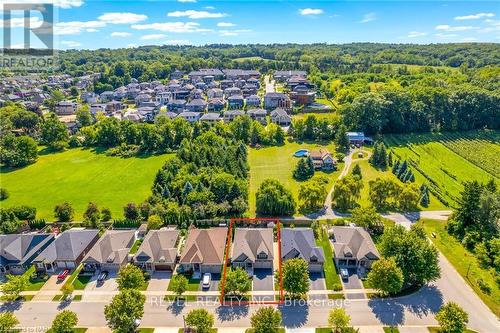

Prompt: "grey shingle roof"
[134,229,179,264]
[231,228,273,262]
[34,229,99,263]
[281,228,324,263]
[180,228,227,265]
[330,226,380,261]
[83,230,135,265]
[0,233,55,266]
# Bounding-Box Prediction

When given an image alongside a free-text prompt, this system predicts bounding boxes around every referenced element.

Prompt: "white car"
[202,273,211,289]
[340,268,349,281]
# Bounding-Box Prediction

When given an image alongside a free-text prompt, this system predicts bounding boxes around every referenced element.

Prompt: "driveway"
[341,268,362,290]
[32,275,63,301]
[83,271,118,301]
[252,269,273,291]
[308,272,327,300]
[147,271,171,292]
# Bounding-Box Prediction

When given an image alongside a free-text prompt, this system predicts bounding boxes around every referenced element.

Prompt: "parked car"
[340,268,349,281]
[57,269,70,281]
[202,273,211,289]
[97,270,109,283]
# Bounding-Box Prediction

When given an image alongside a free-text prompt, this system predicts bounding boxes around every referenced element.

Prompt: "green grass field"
[316,227,342,290]
[420,219,500,317]
[248,141,342,216]
[0,148,172,220]
[384,131,498,207]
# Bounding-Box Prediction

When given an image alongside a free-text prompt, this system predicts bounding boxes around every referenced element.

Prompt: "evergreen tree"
[293,158,314,181]
[392,159,401,175]
[352,164,362,179]
[387,151,393,167]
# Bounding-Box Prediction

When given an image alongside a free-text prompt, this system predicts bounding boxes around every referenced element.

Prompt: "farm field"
[347,158,447,210]
[293,111,339,122]
[420,219,500,317]
[248,141,342,217]
[0,148,172,220]
[383,131,498,208]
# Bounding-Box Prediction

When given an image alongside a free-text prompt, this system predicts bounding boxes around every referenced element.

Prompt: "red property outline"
[219,218,284,306]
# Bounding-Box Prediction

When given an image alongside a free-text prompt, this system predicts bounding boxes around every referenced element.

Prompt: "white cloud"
[299,8,324,16]
[164,39,191,45]
[205,6,215,10]
[98,12,148,24]
[131,21,211,33]
[86,28,98,32]
[55,20,106,35]
[435,25,478,31]
[0,17,43,28]
[53,0,84,8]
[360,12,376,23]
[141,34,166,40]
[407,31,427,38]
[167,10,227,19]
[217,22,236,27]
[219,29,251,37]
[61,40,81,48]
[454,13,495,21]
[111,31,131,37]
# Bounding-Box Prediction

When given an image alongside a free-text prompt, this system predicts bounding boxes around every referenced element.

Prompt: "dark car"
[97,270,109,283]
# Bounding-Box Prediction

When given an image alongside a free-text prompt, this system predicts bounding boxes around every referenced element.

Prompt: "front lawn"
[248,141,341,216]
[427,328,477,333]
[0,148,173,220]
[316,227,342,291]
[23,266,48,291]
[63,265,91,290]
[383,328,400,333]
[420,219,500,317]
[167,274,200,292]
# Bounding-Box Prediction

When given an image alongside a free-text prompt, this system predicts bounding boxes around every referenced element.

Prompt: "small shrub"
[332,283,343,291]
[477,279,491,295]
[0,188,9,200]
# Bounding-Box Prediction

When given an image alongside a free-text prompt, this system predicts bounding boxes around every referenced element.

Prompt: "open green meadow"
[0,148,172,220]
[383,131,498,207]
[248,141,342,216]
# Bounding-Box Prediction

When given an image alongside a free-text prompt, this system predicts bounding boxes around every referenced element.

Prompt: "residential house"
[55,101,78,115]
[188,69,225,81]
[207,88,223,99]
[231,228,274,274]
[220,80,234,90]
[123,109,144,122]
[247,108,267,125]
[347,132,373,145]
[106,101,123,113]
[223,110,245,123]
[134,228,180,272]
[270,108,292,126]
[167,99,187,113]
[200,112,221,124]
[100,91,114,102]
[245,95,261,108]
[224,87,241,98]
[82,230,136,272]
[207,98,225,112]
[330,226,380,271]
[281,228,324,272]
[289,86,316,106]
[177,111,201,123]
[156,91,172,106]
[179,227,227,274]
[309,149,336,170]
[274,70,307,82]
[186,98,207,113]
[135,93,152,107]
[227,95,244,109]
[170,70,185,80]
[0,234,55,275]
[90,103,107,115]
[264,92,291,110]
[33,229,99,273]
[81,92,99,104]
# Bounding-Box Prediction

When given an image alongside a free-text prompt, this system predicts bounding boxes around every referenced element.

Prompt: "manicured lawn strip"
[167,274,200,292]
[420,219,500,317]
[327,293,345,300]
[72,275,92,290]
[21,295,34,301]
[248,141,340,217]
[46,329,87,333]
[246,329,285,333]
[179,329,217,333]
[316,329,333,333]
[427,328,477,333]
[138,329,155,333]
[0,148,173,220]
[316,228,341,290]
[383,328,400,333]
[129,239,143,254]
[23,266,48,291]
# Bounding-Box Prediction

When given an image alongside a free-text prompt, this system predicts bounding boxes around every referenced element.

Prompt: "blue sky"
[2,1,499,49]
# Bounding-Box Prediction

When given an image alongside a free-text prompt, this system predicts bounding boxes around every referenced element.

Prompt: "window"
[257,252,268,260]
